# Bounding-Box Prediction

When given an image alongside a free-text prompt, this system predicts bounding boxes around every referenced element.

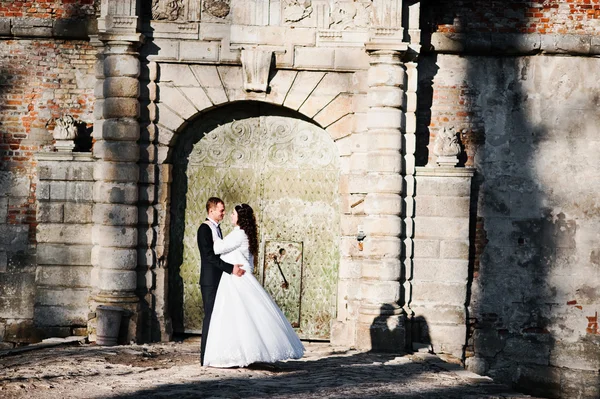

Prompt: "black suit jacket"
[197,222,234,286]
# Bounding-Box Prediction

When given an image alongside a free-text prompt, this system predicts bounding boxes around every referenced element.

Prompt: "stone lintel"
[415,166,475,178]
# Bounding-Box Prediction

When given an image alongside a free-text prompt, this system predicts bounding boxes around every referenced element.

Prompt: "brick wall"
[426,0,600,35]
[0,37,95,346]
[0,0,96,19]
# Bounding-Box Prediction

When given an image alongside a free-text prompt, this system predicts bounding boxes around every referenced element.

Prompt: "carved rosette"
[329,0,371,30]
[283,0,313,23]
[203,0,230,19]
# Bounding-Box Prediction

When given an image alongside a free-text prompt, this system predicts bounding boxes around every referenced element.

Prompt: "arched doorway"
[169,102,340,340]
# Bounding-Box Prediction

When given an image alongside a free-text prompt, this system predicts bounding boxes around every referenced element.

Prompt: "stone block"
[93,141,140,163]
[37,224,92,245]
[179,87,212,113]
[415,176,472,197]
[94,119,140,142]
[36,288,90,307]
[515,364,561,399]
[93,181,139,204]
[265,70,296,106]
[326,114,354,140]
[504,336,551,366]
[180,40,219,62]
[36,265,91,288]
[91,246,137,270]
[414,216,469,240]
[103,77,140,98]
[159,63,197,86]
[93,162,139,183]
[410,281,467,305]
[49,181,67,201]
[416,195,471,218]
[366,107,401,130]
[0,225,29,250]
[560,368,600,399]
[64,203,93,224]
[0,197,6,223]
[0,251,6,273]
[37,202,64,223]
[92,203,138,226]
[368,63,404,88]
[334,48,369,70]
[0,172,30,197]
[37,244,92,266]
[103,54,140,78]
[440,239,470,259]
[156,102,185,131]
[158,85,198,119]
[145,39,179,61]
[363,236,401,258]
[294,47,335,69]
[3,319,43,344]
[300,72,351,118]
[53,18,88,38]
[92,226,137,248]
[427,324,466,356]
[360,280,401,304]
[0,273,35,318]
[103,98,140,119]
[0,18,10,35]
[314,93,352,128]
[284,71,326,110]
[38,162,94,181]
[66,182,94,202]
[189,65,228,104]
[364,193,401,215]
[549,338,600,371]
[361,259,402,281]
[413,239,440,258]
[34,305,87,327]
[414,258,469,283]
[338,257,361,279]
[97,269,137,291]
[411,304,465,325]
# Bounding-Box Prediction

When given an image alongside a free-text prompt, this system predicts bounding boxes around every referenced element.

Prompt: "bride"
[203,203,305,368]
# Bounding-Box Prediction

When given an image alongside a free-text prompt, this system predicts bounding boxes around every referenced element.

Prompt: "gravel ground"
[0,337,538,399]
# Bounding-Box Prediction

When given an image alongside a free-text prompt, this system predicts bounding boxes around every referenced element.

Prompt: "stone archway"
[168,102,340,340]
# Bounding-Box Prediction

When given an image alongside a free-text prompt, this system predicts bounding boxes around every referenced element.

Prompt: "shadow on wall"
[419,1,600,398]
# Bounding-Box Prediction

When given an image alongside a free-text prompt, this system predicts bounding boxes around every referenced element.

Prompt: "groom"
[197,197,245,366]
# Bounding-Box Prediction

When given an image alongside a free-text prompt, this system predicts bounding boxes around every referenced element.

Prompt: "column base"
[356,312,408,353]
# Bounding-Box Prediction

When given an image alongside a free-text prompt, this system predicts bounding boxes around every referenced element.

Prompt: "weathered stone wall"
[0,29,95,345]
[419,1,600,397]
[35,153,94,338]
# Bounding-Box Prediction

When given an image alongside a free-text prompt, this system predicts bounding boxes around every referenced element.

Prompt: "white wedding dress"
[203,226,305,368]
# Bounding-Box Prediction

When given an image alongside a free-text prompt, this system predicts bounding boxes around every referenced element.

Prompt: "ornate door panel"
[179,115,340,340]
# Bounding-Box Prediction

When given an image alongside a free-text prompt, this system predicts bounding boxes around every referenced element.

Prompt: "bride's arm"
[214,229,243,255]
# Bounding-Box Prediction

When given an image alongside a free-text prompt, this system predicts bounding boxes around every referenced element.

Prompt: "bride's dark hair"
[235,203,258,258]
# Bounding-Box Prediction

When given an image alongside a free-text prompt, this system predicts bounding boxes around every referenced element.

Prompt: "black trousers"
[200,284,218,366]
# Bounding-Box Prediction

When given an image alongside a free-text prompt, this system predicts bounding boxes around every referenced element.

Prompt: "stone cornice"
[0,17,97,40]
[428,32,600,57]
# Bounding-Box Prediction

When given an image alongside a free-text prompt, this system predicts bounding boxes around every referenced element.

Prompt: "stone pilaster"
[356,47,407,352]
[90,0,143,343]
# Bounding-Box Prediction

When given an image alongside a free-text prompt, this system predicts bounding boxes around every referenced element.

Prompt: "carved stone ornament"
[329,0,371,30]
[53,115,78,152]
[433,126,462,167]
[283,0,313,23]
[241,49,273,93]
[203,0,230,18]
[152,0,185,21]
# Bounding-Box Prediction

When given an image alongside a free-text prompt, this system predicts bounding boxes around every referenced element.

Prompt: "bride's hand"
[232,264,245,277]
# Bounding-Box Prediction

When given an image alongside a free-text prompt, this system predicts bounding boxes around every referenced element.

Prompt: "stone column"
[90,0,143,343]
[356,46,407,351]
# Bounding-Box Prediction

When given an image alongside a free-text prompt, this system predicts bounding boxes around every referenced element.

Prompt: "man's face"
[209,202,226,222]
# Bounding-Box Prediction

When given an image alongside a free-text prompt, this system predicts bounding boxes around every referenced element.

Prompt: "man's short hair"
[206,197,224,213]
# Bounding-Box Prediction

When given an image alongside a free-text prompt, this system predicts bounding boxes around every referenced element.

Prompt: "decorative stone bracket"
[241,48,273,93]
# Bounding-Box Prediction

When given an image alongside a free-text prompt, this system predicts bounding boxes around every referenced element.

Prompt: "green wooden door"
[178,115,340,340]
